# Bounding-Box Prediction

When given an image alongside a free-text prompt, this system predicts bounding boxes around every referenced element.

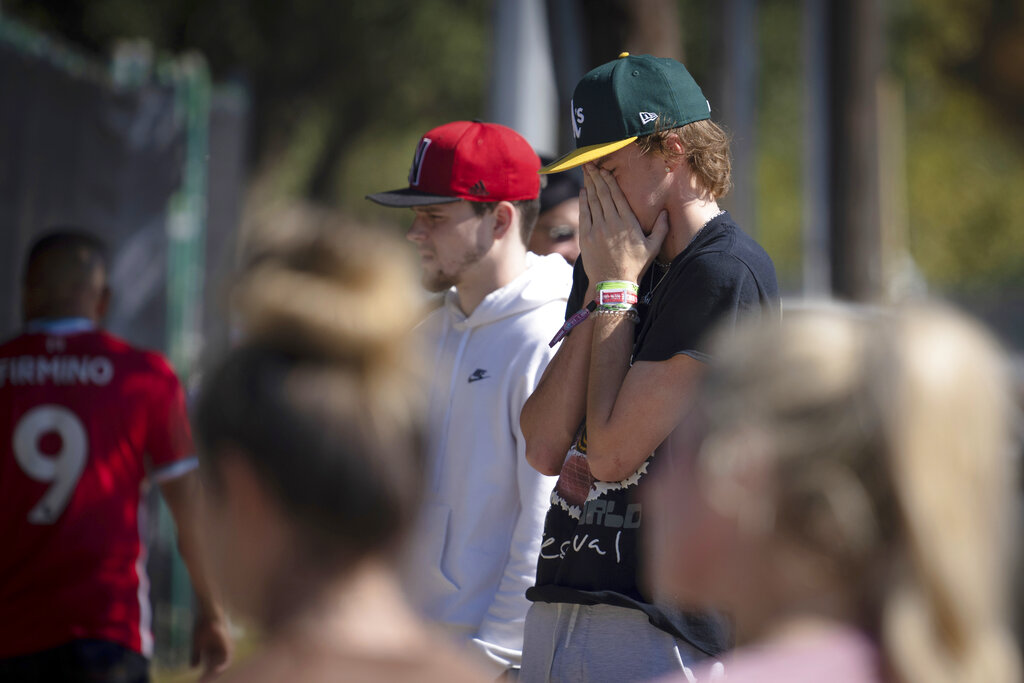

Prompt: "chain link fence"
[0,12,247,670]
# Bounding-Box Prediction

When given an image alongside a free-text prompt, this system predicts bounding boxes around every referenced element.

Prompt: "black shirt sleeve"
[634,251,765,363]
[565,257,590,321]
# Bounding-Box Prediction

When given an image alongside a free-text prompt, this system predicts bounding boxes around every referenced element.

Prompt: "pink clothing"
[657,625,882,683]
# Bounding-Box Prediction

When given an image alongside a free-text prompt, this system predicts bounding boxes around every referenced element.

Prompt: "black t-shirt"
[526,211,779,657]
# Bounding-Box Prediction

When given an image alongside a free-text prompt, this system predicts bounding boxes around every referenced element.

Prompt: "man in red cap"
[367,120,573,675]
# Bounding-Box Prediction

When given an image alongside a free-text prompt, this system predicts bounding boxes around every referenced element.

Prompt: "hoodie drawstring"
[432,326,471,492]
[564,603,581,648]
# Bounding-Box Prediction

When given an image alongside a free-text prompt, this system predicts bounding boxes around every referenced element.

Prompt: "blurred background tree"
[891,0,1024,291]
[4,0,1023,297]
[4,0,490,218]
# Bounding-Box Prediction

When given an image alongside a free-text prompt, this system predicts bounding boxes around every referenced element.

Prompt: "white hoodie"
[401,252,572,672]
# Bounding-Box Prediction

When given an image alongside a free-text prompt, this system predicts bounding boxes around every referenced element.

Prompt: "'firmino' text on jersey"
[0,355,114,387]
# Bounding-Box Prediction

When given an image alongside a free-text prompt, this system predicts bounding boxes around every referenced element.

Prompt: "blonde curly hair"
[698,303,1021,683]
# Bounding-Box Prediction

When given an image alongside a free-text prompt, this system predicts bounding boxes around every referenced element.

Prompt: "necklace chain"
[643,262,671,305]
[642,209,724,305]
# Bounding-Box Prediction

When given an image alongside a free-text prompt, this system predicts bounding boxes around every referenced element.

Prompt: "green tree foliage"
[679,0,1024,292]
[678,0,804,289]
[752,0,803,292]
[5,0,1023,289]
[3,0,490,220]
[891,0,1024,290]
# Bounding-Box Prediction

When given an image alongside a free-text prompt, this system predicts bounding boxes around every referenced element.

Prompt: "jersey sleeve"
[144,355,197,482]
[635,252,765,363]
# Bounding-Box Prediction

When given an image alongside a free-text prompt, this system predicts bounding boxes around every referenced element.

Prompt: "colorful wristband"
[548,300,597,347]
[597,289,638,308]
[595,280,639,293]
[595,280,639,310]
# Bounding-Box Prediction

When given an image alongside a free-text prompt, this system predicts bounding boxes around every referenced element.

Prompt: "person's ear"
[492,201,516,240]
[661,133,686,172]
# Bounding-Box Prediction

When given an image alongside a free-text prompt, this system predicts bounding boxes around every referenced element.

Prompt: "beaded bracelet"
[594,308,639,324]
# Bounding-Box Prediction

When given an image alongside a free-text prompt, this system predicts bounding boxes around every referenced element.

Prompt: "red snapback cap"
[366,120,541,207]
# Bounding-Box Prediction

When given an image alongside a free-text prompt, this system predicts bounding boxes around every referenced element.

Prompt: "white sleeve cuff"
[150,456,199,484]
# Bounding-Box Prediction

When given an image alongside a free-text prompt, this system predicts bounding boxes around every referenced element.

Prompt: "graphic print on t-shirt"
[553,425,594,515]
[551,423,648,520]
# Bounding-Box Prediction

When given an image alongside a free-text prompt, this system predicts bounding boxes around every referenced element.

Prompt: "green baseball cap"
[542,52,712,174]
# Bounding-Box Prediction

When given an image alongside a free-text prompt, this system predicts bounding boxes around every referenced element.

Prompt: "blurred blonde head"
[654,303,1021,683]
[195,212,426,624]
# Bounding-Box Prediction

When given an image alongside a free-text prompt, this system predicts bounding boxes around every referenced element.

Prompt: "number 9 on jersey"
[13,405,89,524]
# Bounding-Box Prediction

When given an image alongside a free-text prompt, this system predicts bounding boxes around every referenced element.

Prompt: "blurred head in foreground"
[193,219,485,680]
[647,304,1021,683]
[196,220,424,615]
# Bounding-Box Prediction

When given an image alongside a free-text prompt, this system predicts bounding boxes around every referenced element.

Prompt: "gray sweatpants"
[520,602,715,683]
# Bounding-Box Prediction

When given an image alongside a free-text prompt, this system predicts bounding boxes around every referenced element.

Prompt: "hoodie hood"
[443,252,573,330]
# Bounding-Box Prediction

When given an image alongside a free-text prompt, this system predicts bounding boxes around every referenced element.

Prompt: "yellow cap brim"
[540,137,638,174]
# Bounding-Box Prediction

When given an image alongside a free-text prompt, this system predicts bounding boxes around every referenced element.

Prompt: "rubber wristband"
[595,280,639,293]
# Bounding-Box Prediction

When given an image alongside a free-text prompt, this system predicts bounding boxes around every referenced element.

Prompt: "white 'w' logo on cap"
[409,137,432,186]
[639,112,659,125]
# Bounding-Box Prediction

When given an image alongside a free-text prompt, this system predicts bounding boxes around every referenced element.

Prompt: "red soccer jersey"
[0,321,196,658]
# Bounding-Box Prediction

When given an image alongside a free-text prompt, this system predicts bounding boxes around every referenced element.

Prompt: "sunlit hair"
[636,119,732,199]
[195,216,426,571]
[697,303,1021,683]
[469,197,541,244]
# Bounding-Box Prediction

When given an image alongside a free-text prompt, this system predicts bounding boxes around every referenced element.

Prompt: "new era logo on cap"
[639,112,659,125]
[366,121,541,208]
